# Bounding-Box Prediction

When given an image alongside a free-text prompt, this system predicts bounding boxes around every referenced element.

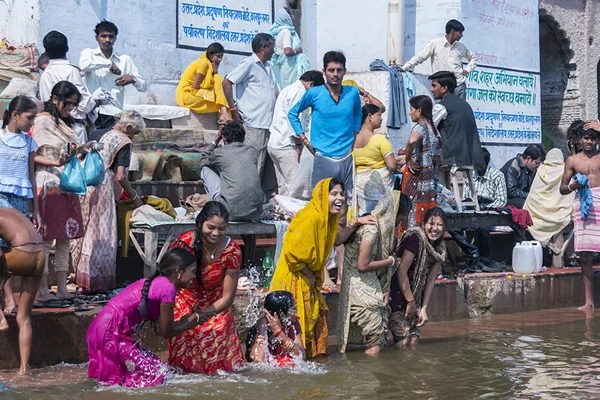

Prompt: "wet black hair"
[300,70,325,87]
[323,50,346,69]
[251,32,275,53]
[361,103,381,125]
[95,20,119,36]
[43,31,69,59]
[446,19,465,34]
[43,81,81,128]
[428,71,457,94]
[2,96,37,129]
[264,290,295,318]
[222,121,245,143]
[206,42,225,58]
[193,201,230,288]
[137,247,196,335]
[328,177,345,193]
[523,144,546,162]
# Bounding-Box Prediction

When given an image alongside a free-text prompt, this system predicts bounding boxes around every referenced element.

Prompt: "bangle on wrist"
[272,329,283,337]
[194,312,201,324]
[388,255,395,266]
[407,298,415,304]
[229,107,237,111]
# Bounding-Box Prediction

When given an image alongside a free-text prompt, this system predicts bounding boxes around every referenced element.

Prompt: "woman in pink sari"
[86,247,201,387]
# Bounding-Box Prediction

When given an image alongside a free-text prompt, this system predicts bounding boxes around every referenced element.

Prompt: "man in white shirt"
[39,31,96,144]
[222,33,277,179]
[400,19,477,99]
[268,70,324,196]
[79,20,147,129]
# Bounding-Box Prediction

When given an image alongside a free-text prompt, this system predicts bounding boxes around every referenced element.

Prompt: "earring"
[177,273,181,280]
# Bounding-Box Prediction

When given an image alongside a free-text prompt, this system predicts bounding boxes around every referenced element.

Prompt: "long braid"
[136,268,161,335]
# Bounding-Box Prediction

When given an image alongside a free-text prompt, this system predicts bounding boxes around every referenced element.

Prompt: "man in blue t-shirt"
[288,51,361,197]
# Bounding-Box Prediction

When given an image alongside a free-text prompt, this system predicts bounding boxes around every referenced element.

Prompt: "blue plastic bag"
[60,156,87,195]
[84,151,105,186]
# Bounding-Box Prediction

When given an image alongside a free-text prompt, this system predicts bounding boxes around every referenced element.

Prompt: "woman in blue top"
[0,95,40,315]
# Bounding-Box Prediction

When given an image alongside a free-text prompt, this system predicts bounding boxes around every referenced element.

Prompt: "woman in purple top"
[86,248,201,387]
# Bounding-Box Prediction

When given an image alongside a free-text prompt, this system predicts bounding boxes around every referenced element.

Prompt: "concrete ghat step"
[0,267,598,370]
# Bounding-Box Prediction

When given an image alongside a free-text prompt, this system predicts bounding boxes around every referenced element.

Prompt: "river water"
[1,308,599,400]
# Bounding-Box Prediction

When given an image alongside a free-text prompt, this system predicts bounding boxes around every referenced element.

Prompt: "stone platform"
[1,266,598,371]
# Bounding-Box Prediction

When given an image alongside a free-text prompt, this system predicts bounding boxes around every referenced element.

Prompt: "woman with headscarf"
[337,191,409,355]
[269,178,376,358]
[269,8,310,90]
[524,148,574,247]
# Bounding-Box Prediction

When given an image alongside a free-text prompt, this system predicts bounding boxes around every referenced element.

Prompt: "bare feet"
[55,291,74,300]
[578,304,594,310]
[0,312,8,332]
[17,368,31,377]
[36,292,56,302]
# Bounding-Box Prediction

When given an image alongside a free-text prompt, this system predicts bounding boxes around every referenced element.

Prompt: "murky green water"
[1,308,599,399]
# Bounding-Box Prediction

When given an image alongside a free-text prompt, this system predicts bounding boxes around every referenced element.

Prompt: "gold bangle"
[194,312,200,324]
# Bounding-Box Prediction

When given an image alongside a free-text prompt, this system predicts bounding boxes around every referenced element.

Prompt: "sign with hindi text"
[466,65,541,145]
[177,0,273,54]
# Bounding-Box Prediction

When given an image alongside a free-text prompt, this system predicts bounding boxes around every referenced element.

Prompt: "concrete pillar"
[387,0,405,65]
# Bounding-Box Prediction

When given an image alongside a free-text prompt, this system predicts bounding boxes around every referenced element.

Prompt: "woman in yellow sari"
[270,178,376,358]
[175,42,230,123]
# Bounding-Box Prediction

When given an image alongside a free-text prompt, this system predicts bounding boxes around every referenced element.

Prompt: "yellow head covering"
[523,148,574,245]
[342,79,358,88]
[270,178,340,347]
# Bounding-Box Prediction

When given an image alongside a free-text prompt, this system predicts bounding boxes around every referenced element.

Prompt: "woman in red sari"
[168,201,244,373]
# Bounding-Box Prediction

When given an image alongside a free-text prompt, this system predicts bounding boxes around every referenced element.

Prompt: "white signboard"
[177,0,273,55]
[466,65,541,144]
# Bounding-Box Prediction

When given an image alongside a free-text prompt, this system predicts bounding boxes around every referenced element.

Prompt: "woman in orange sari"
[168,201,244,373]
[269,178,376,358]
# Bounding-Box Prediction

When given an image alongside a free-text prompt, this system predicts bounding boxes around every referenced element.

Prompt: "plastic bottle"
[262,251,274,288]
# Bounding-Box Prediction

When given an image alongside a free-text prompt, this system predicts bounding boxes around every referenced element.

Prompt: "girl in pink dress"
[86,248,201,387]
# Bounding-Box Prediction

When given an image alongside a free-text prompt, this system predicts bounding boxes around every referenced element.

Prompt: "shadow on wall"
[539,9,575,155]
[86,0,108,20]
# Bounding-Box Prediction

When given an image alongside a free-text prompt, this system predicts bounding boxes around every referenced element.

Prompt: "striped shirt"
[462,166,507,209]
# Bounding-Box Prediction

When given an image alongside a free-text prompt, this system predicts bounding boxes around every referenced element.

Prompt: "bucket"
[512,242,536,274]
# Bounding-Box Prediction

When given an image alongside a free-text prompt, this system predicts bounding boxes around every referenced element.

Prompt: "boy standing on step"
[560,127,600,310]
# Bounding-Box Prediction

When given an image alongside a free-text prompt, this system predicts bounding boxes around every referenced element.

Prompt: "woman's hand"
[264,310,282,333]
[33,209,43,233]
[407,158,420,174]
[57,152,71,167]
[416,308,429,327]
[355,215,378,228]
[405,301,417,319]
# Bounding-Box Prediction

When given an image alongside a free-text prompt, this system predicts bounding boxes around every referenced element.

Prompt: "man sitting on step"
[199,121,265,222]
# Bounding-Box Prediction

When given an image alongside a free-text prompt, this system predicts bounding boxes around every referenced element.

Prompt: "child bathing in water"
[246,290,305,366]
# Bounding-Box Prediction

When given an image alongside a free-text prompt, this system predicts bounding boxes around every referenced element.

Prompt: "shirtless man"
[560,128,600,310]
[0,208,44,375]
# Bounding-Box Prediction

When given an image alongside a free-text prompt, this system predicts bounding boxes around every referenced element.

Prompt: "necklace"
[203,243,219,260]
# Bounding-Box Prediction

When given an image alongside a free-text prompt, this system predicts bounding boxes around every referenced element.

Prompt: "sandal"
[3,306,17,315]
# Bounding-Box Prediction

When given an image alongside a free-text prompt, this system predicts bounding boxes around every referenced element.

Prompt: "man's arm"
[352,89,362,134]
[463,45,478,74]
[69,69,96,115]
[223,60,251,122]
[288,89,314,136]
[124,57,147,92]
[506,163,528,199]
[560,156,579,195]
[401,40,434,71]
[79,48,111,72]
[488,171,507,208]
[432,104,447,128]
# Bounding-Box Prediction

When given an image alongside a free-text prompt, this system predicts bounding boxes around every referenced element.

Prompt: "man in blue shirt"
[288,51,361,196]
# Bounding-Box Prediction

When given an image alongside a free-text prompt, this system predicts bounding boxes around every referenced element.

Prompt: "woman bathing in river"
[246,290,305,365]
[86,248,200,387]
[389,206,447,346]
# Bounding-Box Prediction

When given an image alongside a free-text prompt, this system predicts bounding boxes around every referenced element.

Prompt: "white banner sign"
[466,65,541,144]
[177,0,273,54]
